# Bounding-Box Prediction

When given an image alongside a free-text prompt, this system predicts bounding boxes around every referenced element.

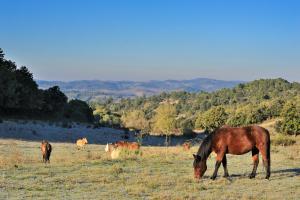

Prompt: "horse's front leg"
[211,152,225,180]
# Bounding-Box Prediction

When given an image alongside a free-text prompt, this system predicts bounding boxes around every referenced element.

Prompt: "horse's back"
[76,139,85,147]
[214,125,269,155]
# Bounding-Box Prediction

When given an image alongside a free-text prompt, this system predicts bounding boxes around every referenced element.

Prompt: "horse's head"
[193,154,207,179]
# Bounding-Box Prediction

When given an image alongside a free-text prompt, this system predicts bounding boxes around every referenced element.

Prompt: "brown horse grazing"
[41,140,52,163]
[193,125,270,180]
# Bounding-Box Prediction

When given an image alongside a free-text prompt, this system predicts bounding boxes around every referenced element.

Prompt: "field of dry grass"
[0,132,299,200]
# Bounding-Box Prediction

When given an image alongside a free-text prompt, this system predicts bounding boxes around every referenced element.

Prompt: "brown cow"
[183,142,192,151]
[114,141,140,150]
[41,140,52,163]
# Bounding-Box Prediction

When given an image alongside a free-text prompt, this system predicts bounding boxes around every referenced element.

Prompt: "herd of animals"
[40,125,271,180]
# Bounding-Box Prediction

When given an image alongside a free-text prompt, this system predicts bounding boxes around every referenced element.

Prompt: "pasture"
[0,136,299,200]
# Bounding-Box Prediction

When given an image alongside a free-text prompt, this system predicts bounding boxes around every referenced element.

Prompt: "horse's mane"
[197,132,214,160]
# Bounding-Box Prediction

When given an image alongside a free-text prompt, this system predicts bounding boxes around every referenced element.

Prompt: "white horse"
[105,143,120,159]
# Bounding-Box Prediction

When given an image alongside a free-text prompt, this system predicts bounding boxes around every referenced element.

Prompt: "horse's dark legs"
[222,155,229,177]
[211,161,221,180]
[249,148,259,179]
[46,153,51,164]
[211,152,225,180]
[259,146,270,179]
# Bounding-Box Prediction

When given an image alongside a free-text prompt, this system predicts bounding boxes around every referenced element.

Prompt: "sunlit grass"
[0,137,299,199]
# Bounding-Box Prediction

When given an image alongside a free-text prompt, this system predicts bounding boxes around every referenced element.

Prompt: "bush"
[227,104,268,126]
[277,100,300,136]
[64,99,94,123]
[0,118,3,123]
[178,118,195,136]
[272,134,296,146]
[195,106,228,132]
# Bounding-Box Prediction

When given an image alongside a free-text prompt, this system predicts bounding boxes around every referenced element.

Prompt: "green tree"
[121,110,149,131]
[278,100,300,136]
[195,106,228,132]
[42,86,68,114]
[152,104,177,145]
[64,99,94,122]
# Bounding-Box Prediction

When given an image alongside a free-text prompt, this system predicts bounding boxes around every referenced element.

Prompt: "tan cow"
[76,137,88,149]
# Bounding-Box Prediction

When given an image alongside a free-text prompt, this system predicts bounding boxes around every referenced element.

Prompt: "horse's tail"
[264,128,271,178]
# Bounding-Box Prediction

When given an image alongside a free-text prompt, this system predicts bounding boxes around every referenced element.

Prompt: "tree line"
[92,78,300,136]
[1,48,299,135]
[0,48,93,123]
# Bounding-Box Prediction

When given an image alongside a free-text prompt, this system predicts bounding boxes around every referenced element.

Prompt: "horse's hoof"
[249,174,255,179]
[223,174,229,178]
[210,176,216,180]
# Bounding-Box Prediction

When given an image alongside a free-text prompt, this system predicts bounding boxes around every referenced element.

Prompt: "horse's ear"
[193,154,201,160]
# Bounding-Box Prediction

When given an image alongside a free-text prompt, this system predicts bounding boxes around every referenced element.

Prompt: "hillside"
[94,78,300,135]
[37,78,243,101]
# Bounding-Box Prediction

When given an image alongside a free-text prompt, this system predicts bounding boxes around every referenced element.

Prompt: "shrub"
[272,134,296,146]
[195,106,228,132]
[227,104,269,126]
[277,100,300,136]
[179,118,195,137]
[64,99,94,123]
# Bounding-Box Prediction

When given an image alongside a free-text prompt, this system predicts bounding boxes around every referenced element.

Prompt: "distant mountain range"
[37,78,244,102]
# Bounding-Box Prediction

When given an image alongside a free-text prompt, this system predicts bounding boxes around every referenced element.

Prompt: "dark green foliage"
[64,99,94,122]
[178,117,195,136]
[0,48,93,123]
[42,86,68,114]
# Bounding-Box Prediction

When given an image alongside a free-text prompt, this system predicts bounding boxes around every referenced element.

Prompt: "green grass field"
[0,133,299,200]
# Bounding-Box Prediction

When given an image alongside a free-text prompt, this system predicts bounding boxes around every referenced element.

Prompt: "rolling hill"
[37,78,243,102]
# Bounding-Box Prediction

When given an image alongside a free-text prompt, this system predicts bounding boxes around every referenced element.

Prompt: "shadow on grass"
[272,168,300,177]
[224,168,300,180]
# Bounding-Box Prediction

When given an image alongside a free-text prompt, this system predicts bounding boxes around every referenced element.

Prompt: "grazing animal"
[76,137,88,149]
[105,143,115,152]
[114,141,140,150]
[105,141,140,159]
[105,143,121,159]
[193,125,271,180]
[183,142,192,151]
[41,140,52,163]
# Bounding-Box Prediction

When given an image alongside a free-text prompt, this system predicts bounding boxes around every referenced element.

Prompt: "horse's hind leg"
[222,155,229,177]
[249,147,259,179]
[258,144,271,179]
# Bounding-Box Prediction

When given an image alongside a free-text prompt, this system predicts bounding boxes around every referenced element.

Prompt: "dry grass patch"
[0,138,299,199]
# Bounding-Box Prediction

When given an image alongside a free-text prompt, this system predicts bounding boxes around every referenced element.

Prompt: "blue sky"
[1,0,299,82]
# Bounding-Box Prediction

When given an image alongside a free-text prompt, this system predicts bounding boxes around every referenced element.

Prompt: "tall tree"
[152,104,176,145]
